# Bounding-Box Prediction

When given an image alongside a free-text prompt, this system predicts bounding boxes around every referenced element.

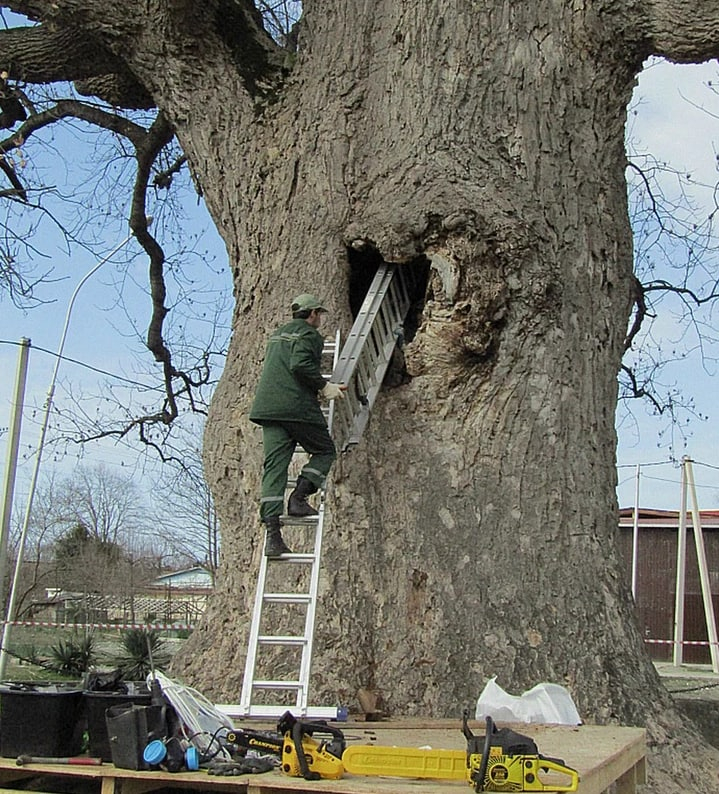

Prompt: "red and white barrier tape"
[1,620,194,630]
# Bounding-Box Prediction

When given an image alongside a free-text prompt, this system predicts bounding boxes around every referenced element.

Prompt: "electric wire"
[0,338,162,391]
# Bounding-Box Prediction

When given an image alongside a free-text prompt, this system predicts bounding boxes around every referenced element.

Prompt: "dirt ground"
[655,661,719,750]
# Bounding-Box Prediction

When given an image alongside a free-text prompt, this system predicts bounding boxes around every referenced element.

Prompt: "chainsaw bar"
[342,744,467,780]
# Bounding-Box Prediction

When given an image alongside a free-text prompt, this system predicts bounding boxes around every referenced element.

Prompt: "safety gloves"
[321,382,346,400]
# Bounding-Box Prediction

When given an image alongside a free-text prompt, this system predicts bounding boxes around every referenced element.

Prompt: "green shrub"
[116,628,170,679]
[49,632,97,676]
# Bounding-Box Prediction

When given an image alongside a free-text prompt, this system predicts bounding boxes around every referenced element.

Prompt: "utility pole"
[0,338,31,597]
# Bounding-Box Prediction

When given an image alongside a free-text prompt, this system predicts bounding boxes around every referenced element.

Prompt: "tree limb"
[0,98,150,198]
[642,0,719,62]
[620,363,666,414]
[153,155,187,189]
[0,99,149,153]
[624,274,650,352]
[643,279,719,305]
[0,22,123,83]
[3,0,284,104]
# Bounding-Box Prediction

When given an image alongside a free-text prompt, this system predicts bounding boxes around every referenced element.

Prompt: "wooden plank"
[0,761,251,793]
[100,778,117,794]
[0,789,60,794]
[0,722,646,794]
[615,764,638,794]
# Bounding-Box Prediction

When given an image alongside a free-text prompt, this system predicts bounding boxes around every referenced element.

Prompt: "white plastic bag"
[475,676,581,725]
[149,671,235,756]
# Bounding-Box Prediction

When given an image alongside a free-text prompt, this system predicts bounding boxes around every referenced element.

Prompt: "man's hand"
[321,382,347,400]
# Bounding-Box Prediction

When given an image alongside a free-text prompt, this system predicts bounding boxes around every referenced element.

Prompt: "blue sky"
[1,58,719,520]
[0,130,230,517]
[617,58,719,509]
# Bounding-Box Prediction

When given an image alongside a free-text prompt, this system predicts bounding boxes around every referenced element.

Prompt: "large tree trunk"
[194,0,655,717]
[175,2,719,790]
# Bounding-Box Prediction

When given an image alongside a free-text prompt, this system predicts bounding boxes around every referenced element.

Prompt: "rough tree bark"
[3,1,719,790]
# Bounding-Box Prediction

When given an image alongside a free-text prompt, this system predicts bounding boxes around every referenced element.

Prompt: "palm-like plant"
[49,632,97,676]
[116,629,170,679]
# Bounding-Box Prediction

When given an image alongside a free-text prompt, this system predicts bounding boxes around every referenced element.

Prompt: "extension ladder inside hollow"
[330,263,415,450]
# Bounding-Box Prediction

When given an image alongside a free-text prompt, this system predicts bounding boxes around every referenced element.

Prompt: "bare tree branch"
[642,279,719,304]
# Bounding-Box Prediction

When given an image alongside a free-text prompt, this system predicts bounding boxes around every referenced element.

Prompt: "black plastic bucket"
[0,684,84,758]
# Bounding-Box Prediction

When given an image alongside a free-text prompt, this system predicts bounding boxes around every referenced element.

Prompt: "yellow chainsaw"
[277,711,346,780]
[343,712,579,792]
[279,710,579,792]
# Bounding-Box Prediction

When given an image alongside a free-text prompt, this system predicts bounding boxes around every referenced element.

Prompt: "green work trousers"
[259,420,336,521]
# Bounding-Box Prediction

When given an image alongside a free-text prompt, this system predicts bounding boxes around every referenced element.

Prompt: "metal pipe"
[631,464,640,599]
[686,459,719,673]
[0,338,31,594]
[673,457,689,667]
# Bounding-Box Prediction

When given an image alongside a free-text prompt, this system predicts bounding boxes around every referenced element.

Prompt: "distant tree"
[149,433,220,576]
[6,466,158,606]
[53,521,122,592]
[58,465,146,547]
[3,473,66,619]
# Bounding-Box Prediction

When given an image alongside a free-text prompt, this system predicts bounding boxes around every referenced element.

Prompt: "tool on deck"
[277,710,579,792]
[277,711,345,781]
[460,712,579,792]
[225,727,283,757]
[16,755,103,766]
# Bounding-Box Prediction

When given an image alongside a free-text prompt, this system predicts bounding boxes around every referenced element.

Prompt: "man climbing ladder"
[239,267,415,717]
[250,293,347,557]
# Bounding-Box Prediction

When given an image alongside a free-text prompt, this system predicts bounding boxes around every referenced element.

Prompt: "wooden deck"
[0,721,646,794]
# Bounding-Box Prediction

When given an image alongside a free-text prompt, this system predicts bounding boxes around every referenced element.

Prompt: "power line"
[617,460,678,469]
[0,338,162,391]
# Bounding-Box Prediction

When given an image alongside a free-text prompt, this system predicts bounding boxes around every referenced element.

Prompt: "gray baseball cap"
[291,293,327,312]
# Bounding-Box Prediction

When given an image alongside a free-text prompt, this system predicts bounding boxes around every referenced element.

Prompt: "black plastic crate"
[0,684,84,758]
[85,684,152,762]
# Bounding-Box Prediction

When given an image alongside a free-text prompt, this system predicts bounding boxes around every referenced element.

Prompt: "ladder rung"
[263,593,312,604]
[218,704,340,720]
[280,515,319,525]
[266,553,317,564]
[252,679,303,690]
[258,635,308,646]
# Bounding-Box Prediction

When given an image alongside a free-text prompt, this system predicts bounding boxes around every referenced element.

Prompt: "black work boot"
[287,476,319,517]
[264,516,292,557]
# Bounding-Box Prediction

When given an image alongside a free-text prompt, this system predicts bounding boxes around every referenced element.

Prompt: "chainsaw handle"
[536,757,580,791]
[476,716,493,791]
[292,722,320,781]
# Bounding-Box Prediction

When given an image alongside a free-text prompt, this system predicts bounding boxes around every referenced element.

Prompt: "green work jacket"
[250,318,327,426]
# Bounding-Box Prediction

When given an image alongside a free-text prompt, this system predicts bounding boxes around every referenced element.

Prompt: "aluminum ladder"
[236,332,341,720]
[330,263,414,450]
